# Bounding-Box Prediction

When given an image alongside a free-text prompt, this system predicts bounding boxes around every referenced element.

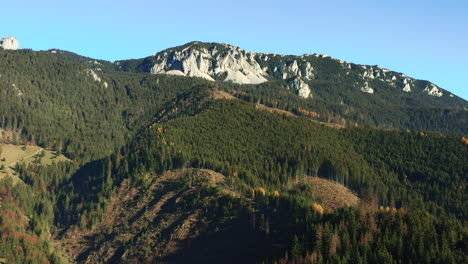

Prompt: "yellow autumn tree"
[312,203,324,215]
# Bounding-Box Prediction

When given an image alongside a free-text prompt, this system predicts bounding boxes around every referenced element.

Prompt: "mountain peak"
[148,41,269,85]
[113,41,465,101]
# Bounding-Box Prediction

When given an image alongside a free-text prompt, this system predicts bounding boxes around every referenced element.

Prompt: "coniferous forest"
[0,45,467,263]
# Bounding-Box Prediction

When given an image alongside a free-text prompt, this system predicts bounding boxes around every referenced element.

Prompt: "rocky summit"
[148,42,268,85]
[0,36,19,50]
[116,41,450,99]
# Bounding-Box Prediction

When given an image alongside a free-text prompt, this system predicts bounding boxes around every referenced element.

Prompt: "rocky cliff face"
[115,41,454,100]
[0,36,19,50]
[149,42,268,84]
[287,77,312,98]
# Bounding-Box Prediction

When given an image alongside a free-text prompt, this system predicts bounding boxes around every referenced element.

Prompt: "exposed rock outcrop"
[0,36,19,50]
[402,78,412,92]
[362,66,381,79]
[86,69,108,88]
[150,43,268,84]
[288,77,312,98]
[424,84,443,97]
[118,41,455,100]
[360,81,374,94]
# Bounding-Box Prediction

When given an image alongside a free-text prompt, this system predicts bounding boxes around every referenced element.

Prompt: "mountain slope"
[115,41,466,104]
[130,87,467,219]
[114,41,468,133]
[0,48,219,160]
[0,42,467,264]
[53,86,466,263]
[1,85,466,263]
[59,168,240,263]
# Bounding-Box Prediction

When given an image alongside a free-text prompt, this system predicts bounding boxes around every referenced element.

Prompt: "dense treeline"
[248,190,467,264]
[0,49,214,161]
[47,87,465,262]
[0,46,467,263]
[222,81,468,134]
[0,161,75,263]
[123,88,467,220]
[344,128,468,220]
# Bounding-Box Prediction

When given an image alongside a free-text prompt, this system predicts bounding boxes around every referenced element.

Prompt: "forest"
[0,48,467,263]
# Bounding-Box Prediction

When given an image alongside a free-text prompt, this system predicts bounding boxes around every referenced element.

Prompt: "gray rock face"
[288,77,312,98]
[150,43,268,84]
[121,41,454,100]
[0,36,19,50]
[424,84,443,97]
[360,81,374,94]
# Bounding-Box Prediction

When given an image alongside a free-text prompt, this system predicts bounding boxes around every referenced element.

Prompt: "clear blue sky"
[2,0,467,100]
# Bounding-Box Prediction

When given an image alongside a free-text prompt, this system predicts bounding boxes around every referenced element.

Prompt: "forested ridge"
[0,48,215,161]
[0,48,467,263]
[114,41,468,134]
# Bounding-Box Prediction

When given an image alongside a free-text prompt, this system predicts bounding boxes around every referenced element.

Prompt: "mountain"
[0,39,467,263]
[51,86,467,263]
[115,41,465,101]
[0,47,219,161]
[113,41,468,133]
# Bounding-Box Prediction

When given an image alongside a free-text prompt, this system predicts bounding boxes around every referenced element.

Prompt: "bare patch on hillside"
[212,90,236,100]
[305,177,359,211]
[255,104,296,117]
[57,168,237,264]
[254,103,345,129]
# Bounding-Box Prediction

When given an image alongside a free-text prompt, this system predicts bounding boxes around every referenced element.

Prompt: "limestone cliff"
[0,36,19,50]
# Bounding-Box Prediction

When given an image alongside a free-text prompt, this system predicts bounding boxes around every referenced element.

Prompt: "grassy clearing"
[0,144,70,182]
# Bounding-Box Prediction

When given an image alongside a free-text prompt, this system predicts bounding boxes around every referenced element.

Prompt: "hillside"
[0,48,219,161]
[0,42,467,263]
[0,144,68,182]
[0,44,467,165]
[59,169,248,263]
[127,87,466,220]
[46,87,466,263]
[57,168,360,263]
[114,41,468,133]
[305,177,359,211]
